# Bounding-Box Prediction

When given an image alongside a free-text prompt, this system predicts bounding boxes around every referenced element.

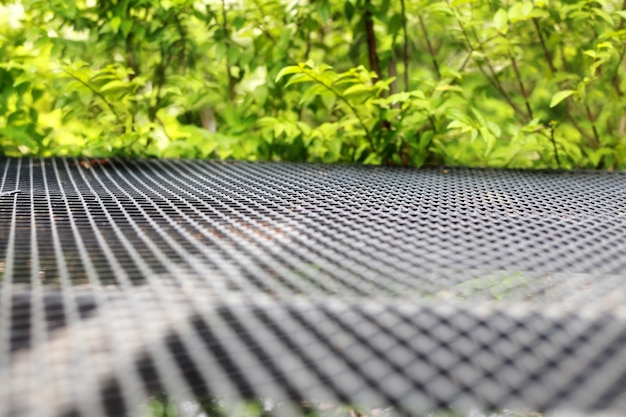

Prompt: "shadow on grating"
[1,158,626,417]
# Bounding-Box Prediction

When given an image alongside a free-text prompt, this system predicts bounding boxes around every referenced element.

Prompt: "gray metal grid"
[1,158,626,417]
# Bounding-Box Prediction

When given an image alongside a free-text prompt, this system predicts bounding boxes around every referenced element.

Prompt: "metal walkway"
[1,158,626,417]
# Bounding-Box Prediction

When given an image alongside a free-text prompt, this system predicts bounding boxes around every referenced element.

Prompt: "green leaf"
[508,3,522,21]
[317,0,331,22]
[342,84,372,98]
[344,1,355,21]
[427,2,453,15]
[321,94,336,111]
[233,15,246,30]
[521,2,533,17]
[614,10,626,20]
[576,79,587,101]
[440,66,462,80]
[275,66,303,82]
[31,89,44,102]
[447,120,472,133]
[587,148,613,166]
[121,19,133,37]
[593,8,614,26]
[435,84,464,93]
[12,72,33,88]
[493,8,508,34]
[509,2,534,22]
[549,90,576,108]
[487,121,501,138]
[99,80,127,94]
[300,83,329,104]
[285,72,313,87]
[388,13,403,36]
[215,42,227,61]
[110,16,122,34]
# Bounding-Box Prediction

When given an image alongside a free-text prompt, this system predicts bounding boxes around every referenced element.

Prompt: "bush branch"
[533,17,598,146]
[508,51,534,120]
[221,0,236,102]
[418,14,440,79]
[302,70,377,152]
[400,0,410,90]
[364,0,383,81]
[449,5,529,121]
[61,68,122,123]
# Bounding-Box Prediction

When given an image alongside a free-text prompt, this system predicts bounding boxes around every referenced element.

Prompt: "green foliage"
[274,0,626,169]
[1,0,626,168]
[141,395,535,417]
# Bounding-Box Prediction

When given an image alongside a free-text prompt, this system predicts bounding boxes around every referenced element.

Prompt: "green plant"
[2,0,626,169]
[274,0,626,169]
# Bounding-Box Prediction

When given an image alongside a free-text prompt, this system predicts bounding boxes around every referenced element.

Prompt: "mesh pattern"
[1,158,626,417]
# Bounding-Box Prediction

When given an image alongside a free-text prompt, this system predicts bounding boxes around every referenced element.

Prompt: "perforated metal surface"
[1,158,626,417]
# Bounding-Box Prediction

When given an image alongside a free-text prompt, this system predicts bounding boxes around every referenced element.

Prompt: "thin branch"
[150,43,174,122]
[532,18,556,75]
[471,42,528,119]
[221,0,236,102]
[252,0,276,42]
[125,34,139,81]
[456,52,472,76]
[172,13,188,63]
[584,103,601,147]
[150,13,181,123]
[610,0,626,97]
[449,4,529,121]
[611,45,626,97]
[302,70,378,152]
[303,29,312,60]
[418,14,440,79]
[61,68,121,123]
[433,50,471,91]
[508,51,534,119]
[363,0,383,81]
[388,54,398,96]
[564,111,595,146]
[545,126,561,168]
[611,0,626,136]
[470,27,529,120]
[400,0,409,90]
[533,17,598,146]
[428,114,437,133]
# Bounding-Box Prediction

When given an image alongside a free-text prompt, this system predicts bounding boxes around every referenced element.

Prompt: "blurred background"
[1,0,626,169]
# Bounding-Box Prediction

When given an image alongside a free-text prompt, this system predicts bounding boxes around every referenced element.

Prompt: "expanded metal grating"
[1,158,626,417]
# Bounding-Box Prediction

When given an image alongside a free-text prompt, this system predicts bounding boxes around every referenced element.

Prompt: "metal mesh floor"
[1,158,626,417]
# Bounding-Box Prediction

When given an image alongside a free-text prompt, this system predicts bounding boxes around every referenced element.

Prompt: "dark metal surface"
[1,158,626,417]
